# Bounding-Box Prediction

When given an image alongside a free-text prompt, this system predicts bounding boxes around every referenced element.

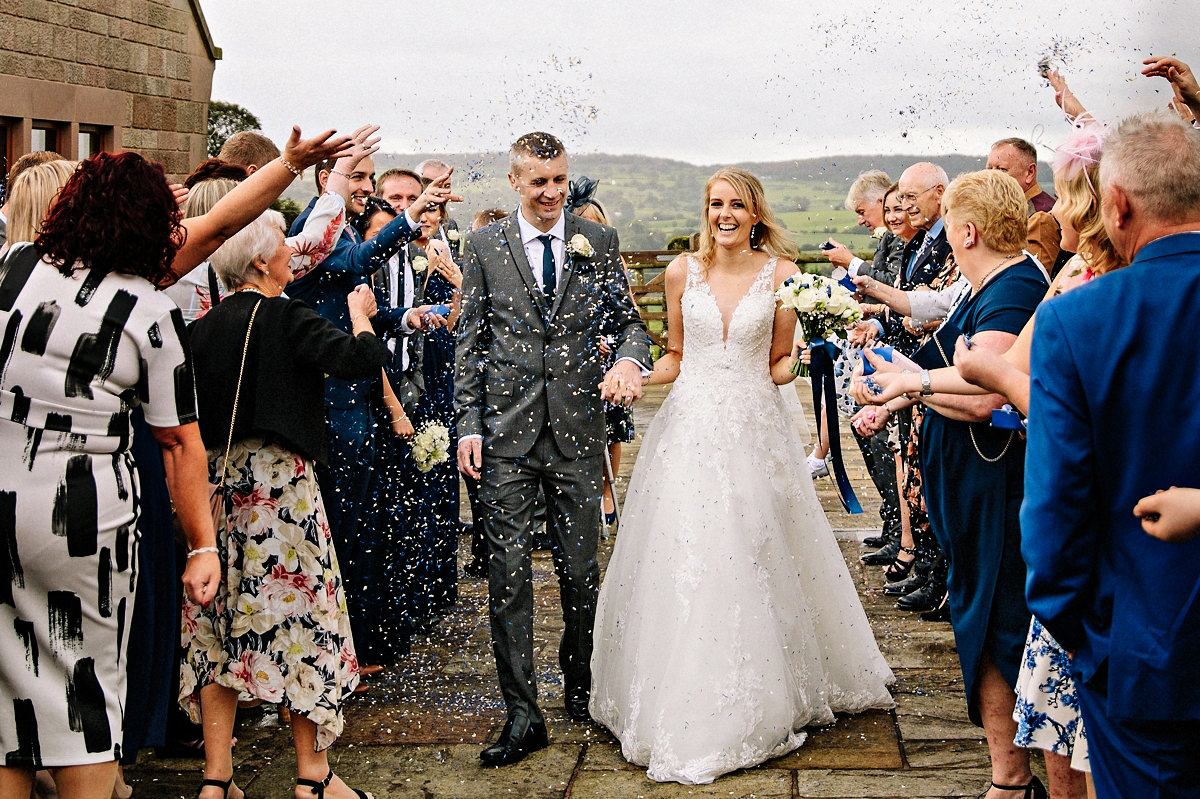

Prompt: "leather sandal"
[297,770,372,799]
[883,547,918,582]
[196,775,238,799]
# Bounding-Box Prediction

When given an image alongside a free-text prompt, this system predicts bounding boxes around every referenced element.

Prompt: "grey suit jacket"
[454,212,650,460]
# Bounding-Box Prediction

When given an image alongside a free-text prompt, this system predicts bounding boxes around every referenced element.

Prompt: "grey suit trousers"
[480,415,602,726]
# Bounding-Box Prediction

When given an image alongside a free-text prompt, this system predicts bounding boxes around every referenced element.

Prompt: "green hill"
[286,152,1023,251]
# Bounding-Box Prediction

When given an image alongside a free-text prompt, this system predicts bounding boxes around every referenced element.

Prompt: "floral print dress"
[179,438,359,750]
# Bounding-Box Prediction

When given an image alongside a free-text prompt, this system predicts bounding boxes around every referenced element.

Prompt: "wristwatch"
[919,369,934,397]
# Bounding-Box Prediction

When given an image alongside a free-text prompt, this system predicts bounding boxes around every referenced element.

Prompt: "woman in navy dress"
[853,170,1049,799]
[413,202,462,625]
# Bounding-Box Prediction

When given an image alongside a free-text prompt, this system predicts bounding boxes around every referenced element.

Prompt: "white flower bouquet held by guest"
[411,422,451,473]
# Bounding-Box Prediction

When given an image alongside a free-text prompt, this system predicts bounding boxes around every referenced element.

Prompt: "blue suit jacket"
[288,197,420,409]
[1022,231,1200,721]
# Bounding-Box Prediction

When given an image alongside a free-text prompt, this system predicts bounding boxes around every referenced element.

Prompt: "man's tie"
[537,234,556,299]
[907,232,932,281]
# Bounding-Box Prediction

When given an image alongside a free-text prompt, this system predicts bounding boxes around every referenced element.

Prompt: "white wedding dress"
[590,256,895,785]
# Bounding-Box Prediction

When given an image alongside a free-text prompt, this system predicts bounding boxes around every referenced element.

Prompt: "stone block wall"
[0,0,219,179]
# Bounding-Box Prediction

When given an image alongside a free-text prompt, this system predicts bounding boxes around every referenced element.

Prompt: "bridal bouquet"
[412,422,451,472]
[776,272,862,375]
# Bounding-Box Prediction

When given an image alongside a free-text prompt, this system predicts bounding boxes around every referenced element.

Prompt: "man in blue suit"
[1023,111,1200,798]
[287,156,456,649]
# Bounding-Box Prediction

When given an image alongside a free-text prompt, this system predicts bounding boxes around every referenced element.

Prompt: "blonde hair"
[6,160,76,244]
[573,202,608,225]
[695,168,798,264]
[183,178,237,219]
[941,169,1026,254]
[1054,165,1122,276]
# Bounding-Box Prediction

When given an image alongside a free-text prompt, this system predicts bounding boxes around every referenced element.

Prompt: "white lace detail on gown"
[590,255,894,785]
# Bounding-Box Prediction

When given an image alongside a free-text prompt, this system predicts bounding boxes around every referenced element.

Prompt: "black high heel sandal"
[297,770,373,799]
[884,546,918,583]
[978,775,1047,799]
[196,775,238,799]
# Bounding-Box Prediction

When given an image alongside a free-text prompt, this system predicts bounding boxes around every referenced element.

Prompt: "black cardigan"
[189,291,388,464]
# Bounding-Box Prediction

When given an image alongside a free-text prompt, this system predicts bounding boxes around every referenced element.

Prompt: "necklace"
[974,254,1020,293]
[237,286,268,297]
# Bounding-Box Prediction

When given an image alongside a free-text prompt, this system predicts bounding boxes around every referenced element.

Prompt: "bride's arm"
[644,255,686,385]
[770,260,801,385]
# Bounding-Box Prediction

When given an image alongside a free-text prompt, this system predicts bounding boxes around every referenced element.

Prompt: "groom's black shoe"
[564,686,591,723]
[896,578,946,612]
[480,716,548,766]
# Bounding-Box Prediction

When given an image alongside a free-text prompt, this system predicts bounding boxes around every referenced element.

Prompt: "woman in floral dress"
[183,211,388,799]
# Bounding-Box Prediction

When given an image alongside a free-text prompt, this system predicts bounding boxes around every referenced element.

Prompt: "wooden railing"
[620,250,848,352]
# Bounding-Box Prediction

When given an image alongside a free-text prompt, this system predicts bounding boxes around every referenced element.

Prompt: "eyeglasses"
[897,186,938,204]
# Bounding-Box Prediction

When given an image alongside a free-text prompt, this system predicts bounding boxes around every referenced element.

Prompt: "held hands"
[335,124,382,173]
[182,551,220,607]
[1133,486,1200,542]
[347,283,378,320]
[413,168,464,216]
[847,320,879,347]
[822,238,853,269]
[170,183,190,209]
[1142,56,1200,105]
[458,437,482,479]
[599,359,644,407]
[282,125,355,171]
[426,239,463,289]
[406,304,450,331]
[851,405,889,437]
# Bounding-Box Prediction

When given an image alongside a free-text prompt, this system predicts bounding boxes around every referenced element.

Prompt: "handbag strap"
[217,298,262,488]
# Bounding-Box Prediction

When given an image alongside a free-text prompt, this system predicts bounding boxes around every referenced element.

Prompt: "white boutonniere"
[872,226,888,239]
[411,255,428,274]
[447,229,460,242]
[567,233,594,259]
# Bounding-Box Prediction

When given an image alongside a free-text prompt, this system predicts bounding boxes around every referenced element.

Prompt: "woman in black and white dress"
[0,130,350,799]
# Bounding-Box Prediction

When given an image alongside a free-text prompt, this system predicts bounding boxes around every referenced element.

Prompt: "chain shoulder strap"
[218,298,262,486]
[931,325,1013,463]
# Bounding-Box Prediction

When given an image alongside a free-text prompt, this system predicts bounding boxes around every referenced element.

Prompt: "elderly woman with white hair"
[183,210,387,799]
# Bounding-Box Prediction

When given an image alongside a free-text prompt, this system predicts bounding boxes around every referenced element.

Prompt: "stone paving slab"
[124,382,1008,798]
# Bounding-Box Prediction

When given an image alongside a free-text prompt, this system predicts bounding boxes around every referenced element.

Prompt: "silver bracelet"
[187,546,219,559]
[331,169,351,178]
[279,158,303,177]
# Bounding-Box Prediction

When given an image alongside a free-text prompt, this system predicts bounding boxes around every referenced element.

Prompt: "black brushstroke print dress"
[0,245,196,767]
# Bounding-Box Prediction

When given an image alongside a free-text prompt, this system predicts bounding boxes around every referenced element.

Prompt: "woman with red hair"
[0,127,350,799]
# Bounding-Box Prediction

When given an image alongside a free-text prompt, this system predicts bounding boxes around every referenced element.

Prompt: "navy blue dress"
[918,258,1046,725]
[416,266,460,619]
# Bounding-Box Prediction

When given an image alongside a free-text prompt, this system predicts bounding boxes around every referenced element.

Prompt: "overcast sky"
[202,0,1184,165]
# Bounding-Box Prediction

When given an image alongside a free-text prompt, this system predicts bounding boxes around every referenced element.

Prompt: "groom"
[455,131,650,765]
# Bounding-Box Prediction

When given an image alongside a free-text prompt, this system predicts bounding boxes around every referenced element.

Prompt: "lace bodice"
[678,255,778,389]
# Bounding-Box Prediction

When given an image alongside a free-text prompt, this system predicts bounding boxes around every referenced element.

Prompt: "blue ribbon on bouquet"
[808,337,863,514]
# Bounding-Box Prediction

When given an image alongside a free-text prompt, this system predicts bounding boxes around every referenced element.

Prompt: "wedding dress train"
[590,256,894,784]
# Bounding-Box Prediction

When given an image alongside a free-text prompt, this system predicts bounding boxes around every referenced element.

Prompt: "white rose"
[872,226,888,238]
[447,229,460,242]
[567,233,595,258]
[793,288,819,313]
[411,256,428,274]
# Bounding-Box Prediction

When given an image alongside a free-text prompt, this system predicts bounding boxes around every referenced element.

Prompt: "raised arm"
[173,126,353,278]
[1142,55,1200,122]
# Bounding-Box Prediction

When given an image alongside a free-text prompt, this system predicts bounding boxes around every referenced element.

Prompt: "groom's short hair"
[510,132,565,173]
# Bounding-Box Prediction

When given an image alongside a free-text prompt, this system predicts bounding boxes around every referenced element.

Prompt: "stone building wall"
[0,0,219,180]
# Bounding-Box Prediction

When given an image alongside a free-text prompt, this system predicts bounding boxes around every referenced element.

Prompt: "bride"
[589,168,895,785]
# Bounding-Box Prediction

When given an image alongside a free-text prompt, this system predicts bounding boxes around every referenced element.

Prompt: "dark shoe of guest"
[861,540,900,565]
[479,716,549,766]
[882,567,929,597]
[297,770,372,799]
[919,593,951,622]
[463,558,488,578]
[564,685,591,722]
[883,547,918,582]
[862,533,891,549]
[896,578,946,612]
[976,776,1046,799]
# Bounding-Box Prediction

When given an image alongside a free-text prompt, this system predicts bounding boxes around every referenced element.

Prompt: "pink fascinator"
[1052,115,1108,179]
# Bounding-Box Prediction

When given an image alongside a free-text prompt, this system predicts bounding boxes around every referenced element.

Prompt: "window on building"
[31,122,58,154]
[78,126,107,158]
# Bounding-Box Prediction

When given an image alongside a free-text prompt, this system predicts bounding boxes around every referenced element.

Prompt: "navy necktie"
[538,234,556,298]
